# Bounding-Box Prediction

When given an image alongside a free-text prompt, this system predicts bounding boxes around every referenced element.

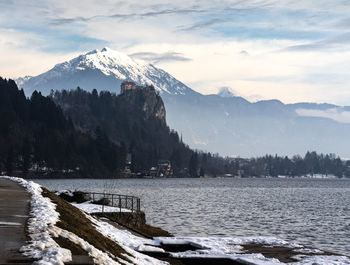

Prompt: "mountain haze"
[16,48,350,158]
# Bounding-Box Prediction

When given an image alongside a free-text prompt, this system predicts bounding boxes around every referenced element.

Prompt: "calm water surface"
[34,178,350,255]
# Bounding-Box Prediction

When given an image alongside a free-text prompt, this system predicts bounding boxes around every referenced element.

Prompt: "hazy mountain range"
[16,47,350,158]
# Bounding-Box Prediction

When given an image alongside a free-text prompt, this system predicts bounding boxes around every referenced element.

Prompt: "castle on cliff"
[120,81,155,94]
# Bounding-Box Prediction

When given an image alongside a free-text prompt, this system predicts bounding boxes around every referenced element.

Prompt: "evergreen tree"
[199,167,205,177]
[21,137,31,175]
[189,152,198,177]
[6,148,13,176]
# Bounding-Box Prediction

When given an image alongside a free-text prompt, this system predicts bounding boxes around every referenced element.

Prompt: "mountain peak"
[76,47,141,77]
[85,47,112,55]
[101,47,110,52]
[217,87,235,98]
[16,47,196,97]
[86,48,100,55]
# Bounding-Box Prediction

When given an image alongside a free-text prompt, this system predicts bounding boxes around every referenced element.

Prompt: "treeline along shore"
[0,77,349,178]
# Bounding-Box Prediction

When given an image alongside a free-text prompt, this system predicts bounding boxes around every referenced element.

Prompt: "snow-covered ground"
[277,174,338,179]
[71,201,131,213]
[55,190,131,213]
[74,204,350,265]
[151,237,350,265]
[83,222,350,265]
[1,176,165,265]
[1,176,72,265]
[302,174,337,179]
[2,176,350,265]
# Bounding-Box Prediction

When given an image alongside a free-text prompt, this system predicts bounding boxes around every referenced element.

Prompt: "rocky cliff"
[119,82,166,123]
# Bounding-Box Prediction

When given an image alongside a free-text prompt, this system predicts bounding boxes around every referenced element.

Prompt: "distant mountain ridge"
[15,47,350,157]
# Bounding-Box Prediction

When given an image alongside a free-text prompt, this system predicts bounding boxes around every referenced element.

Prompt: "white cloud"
[2,0,350,104]
[122,39,350,104]
[0,29,78,78]
[296,108,350,123]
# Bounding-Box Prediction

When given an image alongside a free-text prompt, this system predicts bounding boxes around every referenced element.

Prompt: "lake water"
[34,177,350,255]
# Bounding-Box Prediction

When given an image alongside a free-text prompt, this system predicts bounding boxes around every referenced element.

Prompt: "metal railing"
[82,192,141,213]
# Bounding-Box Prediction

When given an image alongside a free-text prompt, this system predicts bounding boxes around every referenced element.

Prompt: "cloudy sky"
[1,0,350,105]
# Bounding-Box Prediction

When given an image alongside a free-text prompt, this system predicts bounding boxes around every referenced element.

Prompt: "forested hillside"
[0,77,125,177]
[1,77,348,178]
[51,85,194,174]
[217,151,350,178]
[0,78,220,178]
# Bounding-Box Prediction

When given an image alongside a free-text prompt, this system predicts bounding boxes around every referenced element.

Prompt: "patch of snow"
[1,176,72,265]
[153,236,350,264]
[277,174,337,179]
[154,236,301,250]
[50,226,123,265]
[55,190,74,197]
[15,75,32,87]
[71,201,131,213]
[84,214,167,265]
[217,87,236,98]
[12,215,29,218]
[1,177,139,264]
[153,237,296,264]
[9,176,166,264]
[303,174,337,179]
[0,221,22,226]
[293,248,324,254]
[171,252,284,265]
[137,245,165,253]
[292,255,350,264]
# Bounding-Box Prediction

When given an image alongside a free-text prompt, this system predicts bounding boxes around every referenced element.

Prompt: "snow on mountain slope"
[15,75,32,88]
[16,47,195,96]
[217,87,236,98]
[14,47,350,158]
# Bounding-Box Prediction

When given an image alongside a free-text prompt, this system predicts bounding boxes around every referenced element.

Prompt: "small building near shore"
[148,160,173,178]
[124,153,132,173]
[157,160,172,177]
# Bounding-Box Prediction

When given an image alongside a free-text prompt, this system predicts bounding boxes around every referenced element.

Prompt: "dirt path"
[0,178,32,264]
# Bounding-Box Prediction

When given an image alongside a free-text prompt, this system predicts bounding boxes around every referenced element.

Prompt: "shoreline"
[1,176,350,264]
[68,199,349,265]
[23,175,350,180]
[57,188,349,261]
[33,177,350,256]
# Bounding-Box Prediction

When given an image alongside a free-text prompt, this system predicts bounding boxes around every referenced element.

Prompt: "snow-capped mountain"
[15,47,350,158]
[17,47,195,96]
[217,87,236,98]
[15,75,32,88]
